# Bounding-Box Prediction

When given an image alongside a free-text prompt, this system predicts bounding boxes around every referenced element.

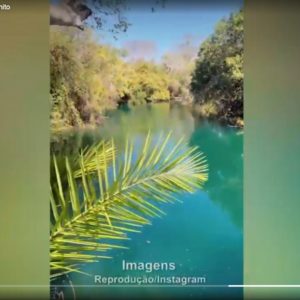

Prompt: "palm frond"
[50,132,208,279]
[73,140,116,178]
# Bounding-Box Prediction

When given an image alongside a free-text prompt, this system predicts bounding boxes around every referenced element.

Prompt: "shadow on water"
[189,118,243,230]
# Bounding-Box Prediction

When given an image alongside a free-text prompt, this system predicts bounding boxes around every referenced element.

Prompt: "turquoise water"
[51,103,243,299]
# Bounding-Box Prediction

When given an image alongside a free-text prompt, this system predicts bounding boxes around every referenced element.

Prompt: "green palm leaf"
[73,140,116,178]
[50,132,208,279]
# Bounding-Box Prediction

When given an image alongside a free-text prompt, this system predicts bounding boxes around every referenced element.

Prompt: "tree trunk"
[50,1,92,30]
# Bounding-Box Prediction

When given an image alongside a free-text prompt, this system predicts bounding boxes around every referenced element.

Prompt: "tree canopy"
[50,29,125,129]
[191,10,243,126]
[50,29,177,131]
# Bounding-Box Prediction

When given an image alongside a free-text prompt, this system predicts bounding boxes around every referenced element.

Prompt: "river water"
[51,103,243,299]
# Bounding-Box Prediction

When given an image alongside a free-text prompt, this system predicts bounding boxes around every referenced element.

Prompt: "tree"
[50,27,180,130]
[50,28,128,130]
[162,36,198,104]
[191,10,243,126]
[124,62,171,105]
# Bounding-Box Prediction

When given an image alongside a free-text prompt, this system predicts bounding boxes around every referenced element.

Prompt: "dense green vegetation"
[50,29,125,130]
[50,29,183,131]
[50,10,243,131]
[191,10,243,126]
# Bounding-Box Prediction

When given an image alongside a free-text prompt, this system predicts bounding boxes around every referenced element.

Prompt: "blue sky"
[99,0,243,61]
